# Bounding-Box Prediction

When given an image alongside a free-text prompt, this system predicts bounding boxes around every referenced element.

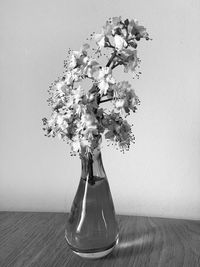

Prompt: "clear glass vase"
[65,146,119,259]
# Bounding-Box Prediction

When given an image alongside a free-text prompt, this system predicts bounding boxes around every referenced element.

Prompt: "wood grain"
[0,212,200,266]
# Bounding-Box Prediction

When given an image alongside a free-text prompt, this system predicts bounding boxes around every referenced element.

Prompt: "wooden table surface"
[0,212,200,267]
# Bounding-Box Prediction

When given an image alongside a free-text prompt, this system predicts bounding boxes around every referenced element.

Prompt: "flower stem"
[88,152,95,185]
[100,98,113,104]
[106,50,117,67]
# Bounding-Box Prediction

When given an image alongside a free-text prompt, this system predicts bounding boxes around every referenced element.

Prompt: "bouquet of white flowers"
[42,16,150,155]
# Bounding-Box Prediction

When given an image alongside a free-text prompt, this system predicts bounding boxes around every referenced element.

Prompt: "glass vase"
[65,146,119,259]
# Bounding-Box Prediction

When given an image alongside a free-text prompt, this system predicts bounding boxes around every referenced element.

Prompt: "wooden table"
[0,212,200,266]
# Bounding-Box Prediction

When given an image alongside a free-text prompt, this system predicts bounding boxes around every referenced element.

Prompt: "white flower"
[94,32,106,49]
[68,50,83,69]
[114,35,127,51]
[98,67,115,95]
[115,99,125,109]
[69,54,77,69]
[124,52,138,73]
[75,104,84,116]
[71,138,81,152]
[68,50,89,70]
[80,113,98,137]
[55,81,65,91]
[119,49,139,73]
[128,19,149,40]
[81,113,96,128]
[112,81,139,114]
[65,72,74,85]
[73,86,84,104]
[48,118,55,128]
[80,138,90,148]
[57,115,64,126]
[65,68,82,85]
[84,59,99,78]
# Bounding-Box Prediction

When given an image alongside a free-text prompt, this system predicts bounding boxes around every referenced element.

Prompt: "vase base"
[66,237,119,259]
[74,245,115,259]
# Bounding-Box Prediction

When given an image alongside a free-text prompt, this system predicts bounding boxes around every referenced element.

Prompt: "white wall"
[0,0,200,220]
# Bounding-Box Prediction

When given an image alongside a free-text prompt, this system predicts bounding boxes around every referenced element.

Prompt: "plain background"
[0,0,200,220]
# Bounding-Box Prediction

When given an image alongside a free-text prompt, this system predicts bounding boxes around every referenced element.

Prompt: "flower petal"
[114,35,127,51]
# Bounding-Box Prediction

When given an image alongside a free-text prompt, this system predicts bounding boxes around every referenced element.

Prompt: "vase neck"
[80,149,106,185]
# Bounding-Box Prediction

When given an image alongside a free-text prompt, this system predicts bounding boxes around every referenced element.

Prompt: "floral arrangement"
[42,16,150,155]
